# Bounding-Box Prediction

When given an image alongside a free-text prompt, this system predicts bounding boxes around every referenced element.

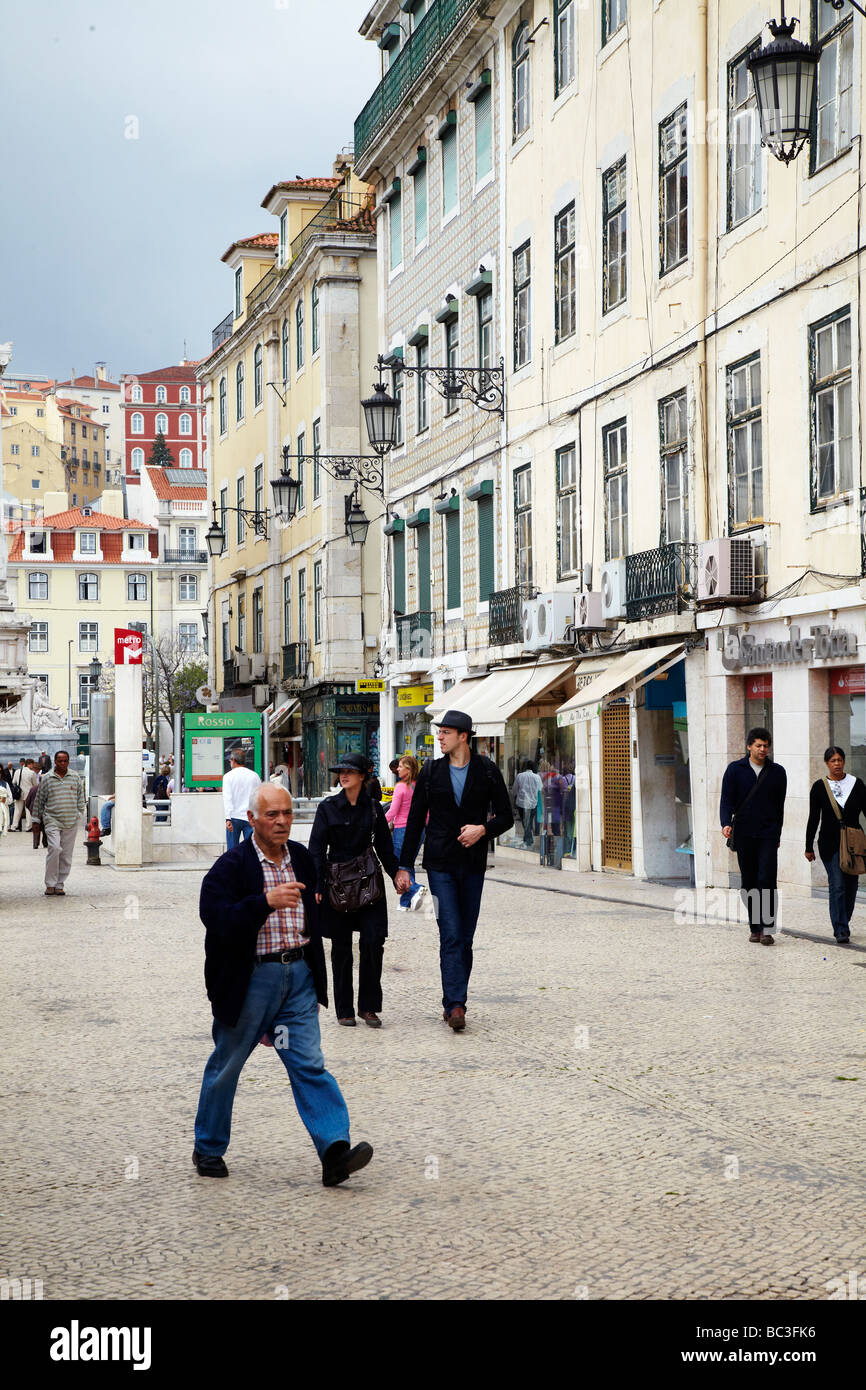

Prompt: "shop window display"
[500,717,576,860]
[744,673,772,744]
[829,667,866,782]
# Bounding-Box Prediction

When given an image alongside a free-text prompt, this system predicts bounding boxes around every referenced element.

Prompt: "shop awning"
[435,659,575,738]
[269,699,299,734]
[556,643,685,726]
[426,675,487,722]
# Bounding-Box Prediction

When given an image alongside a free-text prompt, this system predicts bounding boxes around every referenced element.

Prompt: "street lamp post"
[749,3,819,164]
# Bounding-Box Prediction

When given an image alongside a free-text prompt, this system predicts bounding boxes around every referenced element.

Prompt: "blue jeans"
[100,802,113,833]
[194,959,350,1159]
[426,869,486,1014]
[821,851,857,939]
[391,826,422,907]
[226,817,253,850]
[518,806,536,846]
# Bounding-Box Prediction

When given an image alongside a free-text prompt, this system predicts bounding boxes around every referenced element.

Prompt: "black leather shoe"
[192,1148,228,1178]
[321,1140,373,1187]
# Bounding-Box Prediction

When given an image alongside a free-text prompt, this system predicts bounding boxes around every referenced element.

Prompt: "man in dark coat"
[720,726,787,945]
[193,782,373,1186]
[398,709,513,1030]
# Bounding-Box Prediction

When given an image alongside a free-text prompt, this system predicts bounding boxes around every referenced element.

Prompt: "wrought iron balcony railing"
[212,311,233,352]
[354,0,482,159]
[625,543,698,621]
[163,548,208,564]
[396,610,433,660]
[860,486,866,578]
[289,190,374,264]
[282,641,309,682]
[488,585,534,647]
[246,263,287,318]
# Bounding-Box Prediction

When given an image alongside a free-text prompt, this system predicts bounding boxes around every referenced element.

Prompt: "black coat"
[399,752,514,875]
[719,756,787,841]
[308,788,400,939]
[199,836,327,1027]
[805,776,866,859]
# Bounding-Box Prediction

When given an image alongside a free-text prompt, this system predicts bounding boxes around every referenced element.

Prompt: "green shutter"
[417,524,430,609]
[474,86,492,182]
[445,509,461,609]
[442,128,458,216]
[477,493,494,601]
[390,194,402,271]
[393,530,406,615]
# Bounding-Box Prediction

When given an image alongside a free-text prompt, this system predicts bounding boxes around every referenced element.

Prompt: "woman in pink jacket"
[385,755,427,911]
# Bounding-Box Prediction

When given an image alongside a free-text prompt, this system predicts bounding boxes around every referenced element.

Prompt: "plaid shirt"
[251,836,309,958]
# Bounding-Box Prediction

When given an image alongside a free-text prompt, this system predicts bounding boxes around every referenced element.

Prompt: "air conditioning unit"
[574,590,605,631]
[535,592,576,646]
[234,654,252,683]
[252,684,270,708]
[698,537,754,602]
[600,558,627,620]
[250,653,267,680]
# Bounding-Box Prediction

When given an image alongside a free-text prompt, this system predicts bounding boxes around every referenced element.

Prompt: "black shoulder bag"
[326,799,386,913]
[727,766,765,852]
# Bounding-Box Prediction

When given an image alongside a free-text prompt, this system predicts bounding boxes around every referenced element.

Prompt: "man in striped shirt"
[31,750,86,897]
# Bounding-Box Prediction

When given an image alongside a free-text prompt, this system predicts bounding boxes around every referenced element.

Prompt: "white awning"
[556,643,685,726]
[426,675,487,721]
[269,699,299,733]
[433,659,575,738]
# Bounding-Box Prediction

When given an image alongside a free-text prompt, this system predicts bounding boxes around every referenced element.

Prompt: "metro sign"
[115,628,144,665]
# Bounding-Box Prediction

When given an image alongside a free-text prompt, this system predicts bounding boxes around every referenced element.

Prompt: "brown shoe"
[44,887,56,896]
[760,934,775,945]
[749,932,761,943]
[54,886,66,896]
[338,1017,357,1027]
[359,1011,382,1028]
[447,1006,466,1031]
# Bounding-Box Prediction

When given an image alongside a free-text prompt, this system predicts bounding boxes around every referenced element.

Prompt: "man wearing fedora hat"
[397,709,512,1030]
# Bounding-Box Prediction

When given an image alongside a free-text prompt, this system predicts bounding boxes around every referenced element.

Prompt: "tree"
[148,432,174,469]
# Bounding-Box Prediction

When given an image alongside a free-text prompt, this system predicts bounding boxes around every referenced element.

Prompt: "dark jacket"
[199,836,327,1027]
[308,788,400,938]
[719,756,787,841]
[399,752,514,875]
[805,776,866,859]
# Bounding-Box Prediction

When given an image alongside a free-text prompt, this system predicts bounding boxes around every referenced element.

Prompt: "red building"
[120,363,205,521]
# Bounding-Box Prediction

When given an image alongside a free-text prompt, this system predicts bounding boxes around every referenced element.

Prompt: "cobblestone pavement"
[2,830,864,1301]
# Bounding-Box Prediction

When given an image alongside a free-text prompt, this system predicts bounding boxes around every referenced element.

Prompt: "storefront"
[299,683,381,798]
[394,682,435,768]
[268,698,302,796]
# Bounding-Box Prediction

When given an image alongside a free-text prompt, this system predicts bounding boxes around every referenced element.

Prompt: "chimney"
[98,489,125,520]
[95,362,107,382]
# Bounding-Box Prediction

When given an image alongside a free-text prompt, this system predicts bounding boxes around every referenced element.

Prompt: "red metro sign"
[115,628,144,665]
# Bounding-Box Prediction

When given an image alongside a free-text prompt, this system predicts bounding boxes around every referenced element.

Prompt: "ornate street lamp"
[271,462,302,521]
[205,518,225,557]
[361,370,401,456]
[344,487,371,546]
[749,3,819,165]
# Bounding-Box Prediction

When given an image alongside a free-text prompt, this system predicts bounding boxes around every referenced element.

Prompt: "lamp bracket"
[383,358,504,418]
[281,449,384,498]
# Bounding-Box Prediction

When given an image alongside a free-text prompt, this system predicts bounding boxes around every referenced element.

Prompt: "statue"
[32,688,70,731]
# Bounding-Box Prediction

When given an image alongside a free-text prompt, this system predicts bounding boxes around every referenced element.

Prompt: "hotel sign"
[719,624,858,671]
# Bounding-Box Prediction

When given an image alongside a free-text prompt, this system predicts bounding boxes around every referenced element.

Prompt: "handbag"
[822,779,866,876]
[727,765,765,852]
[326,799,386,913]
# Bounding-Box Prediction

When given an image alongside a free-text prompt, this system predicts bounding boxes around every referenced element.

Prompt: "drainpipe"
[696,0,710,542]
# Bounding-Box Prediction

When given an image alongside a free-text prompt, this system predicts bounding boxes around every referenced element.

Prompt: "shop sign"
[335,698,379,715]
[424,734,434,745]
[745,674,773,699]
[719,625,858,671]
[355,679,385,693]
[830,666,866,696]
[397,684,434,707]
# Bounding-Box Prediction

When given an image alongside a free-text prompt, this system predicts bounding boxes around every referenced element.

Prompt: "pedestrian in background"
[805,746,866,945]
[31,750,86,896]
[12,759,38,832]
[385,754,426,911]
[720,727,787,945]
[222,748,261,849]
[511,760,542,848]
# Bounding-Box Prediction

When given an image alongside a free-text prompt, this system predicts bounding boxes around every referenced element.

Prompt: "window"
[37,406,44,418]
[279,209,288,266]
[603,0,627,45]
[441,121,458,217]
[79,531,97,554]
[178,526,196,557]
[179,448,192,467]
[727,355,763,527]
[813,1,854,173]
[283,574,292,643]
[281,319,290,383]
[79,572,99,601]
[390,190,403,272]
[554,0,576,96]
[811,310,853,505]
[603,158,627,312]
[128,572,147,601]
[179,573,198,601]
[179,623,198,652]
[31,445,40,457]
[393,372,404,447]
[235,361,244,421]
[131,447,144,473]
[127,532,145,551]
[8,406,16,416]
[660,105,689,274]
[513,242,531,368]
[311,282,320,354]
[131,384,142,403]
[220,486,228,553]
[253,588,264,652]
[236,476,245,543]
[237,593,246,650]
[659,391,689,543]
[728,45,762,228]
[414,159,428,247]
[179,413,192,434]
[474,80,493,182]
[512,23,530,140]
[219,376,227,433]
[254,462,264,522]
[416,340,429,432]
[79,621,98,652]
[82,449,88,464]
[444,318,459,415]
[221,599,230,662]
[253,345,263,408]
[296,433,306,510]
[155,412,168,436]
[554,202,576,343]
[235,267,243,318]
[31,478,40,489]
[445,508,461,609]
[102,403,109,413]
[514,465,533,586]
[477,493,495,602]
[298,569,307,644]
[28,571,48,600]
[312,419,321,498]
[296,298,305,369]
[131,412,144,434]
[557,445,581,576]
[603,421,629,559]
[478,289,494,371]
[79,672,98,714]
[29,621,48,652]
[392,531,406,615]
[10,444,19,455]
[417,522,431,611]
[155,386,166,404]
[180,386,191,404]
[29,530,47,555]
[313,562,323,643]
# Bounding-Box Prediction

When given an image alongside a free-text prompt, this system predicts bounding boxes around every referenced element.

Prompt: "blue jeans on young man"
[518,806,536,846]
[226,817,254,850]
[821,851,857,940]
[426,869,486,1014]
[194,958,350,1160]
[391,826,423,907]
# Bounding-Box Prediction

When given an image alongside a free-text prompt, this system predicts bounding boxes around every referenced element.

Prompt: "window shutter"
[393,530,406,615]
[475,85,493,182]
[445,509,460,608]
[476,493,494,601]
[417,524,431,609]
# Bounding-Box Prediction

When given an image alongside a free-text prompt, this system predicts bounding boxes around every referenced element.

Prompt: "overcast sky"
[1,0,378,381]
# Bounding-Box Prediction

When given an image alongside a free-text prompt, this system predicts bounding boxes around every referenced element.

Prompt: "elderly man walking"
[31,750,86,896]
[11,758,38,833]
[193,781,373,1187]
[222,748,261,849]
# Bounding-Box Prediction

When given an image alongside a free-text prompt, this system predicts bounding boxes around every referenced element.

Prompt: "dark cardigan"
[805,776,866,859]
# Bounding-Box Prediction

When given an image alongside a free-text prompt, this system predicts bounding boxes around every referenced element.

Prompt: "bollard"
[84,816,102,866]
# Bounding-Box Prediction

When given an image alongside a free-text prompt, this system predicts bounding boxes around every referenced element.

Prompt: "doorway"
[602,701,632,870]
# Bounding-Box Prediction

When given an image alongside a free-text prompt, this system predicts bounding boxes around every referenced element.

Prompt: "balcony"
[70,703,90,720]
[163,548,208,564]
[624,543,698,622]
[860,487,866,577]
[245,263,287,318]
[354,0,482,161]
[488,585,533,647]
[281,641,309,683]
[212,311,233,353]
[396,610,433,660]
[289,189,374,264]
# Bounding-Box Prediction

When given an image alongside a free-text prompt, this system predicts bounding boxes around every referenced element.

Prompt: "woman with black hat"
[308,752,408,1027]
